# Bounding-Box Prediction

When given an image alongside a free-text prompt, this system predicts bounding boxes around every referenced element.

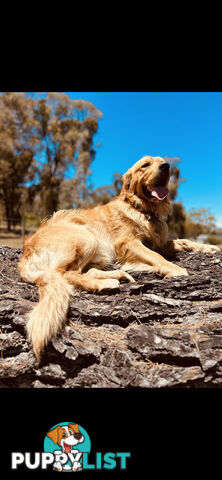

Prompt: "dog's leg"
[64,268,134,292]
[85,268,135,282]
[164,239,220,254]
[115,238,188,278]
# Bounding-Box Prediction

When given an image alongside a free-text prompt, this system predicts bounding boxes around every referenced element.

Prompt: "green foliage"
[184,208,217,238]
[0,92,102,228]
[167,202,186,237]
[33,93,102,215]
[0,93,37,230]
[23,213,41,228]
[184,220,203,239]
[206,236,222,245]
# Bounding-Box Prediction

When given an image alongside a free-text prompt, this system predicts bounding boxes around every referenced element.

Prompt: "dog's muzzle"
[159,162,170,172]
[74,433,83,440]
[157,163,170,186]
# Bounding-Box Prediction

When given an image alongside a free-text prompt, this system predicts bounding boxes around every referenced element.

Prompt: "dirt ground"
[0,246,222,388]
[0,230,24,248]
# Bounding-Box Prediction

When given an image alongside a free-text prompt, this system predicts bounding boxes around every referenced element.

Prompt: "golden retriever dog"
[18,156,219,360]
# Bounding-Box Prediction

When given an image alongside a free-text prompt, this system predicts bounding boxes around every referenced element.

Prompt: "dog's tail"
[18,251,74,361]
[26,271,74,361]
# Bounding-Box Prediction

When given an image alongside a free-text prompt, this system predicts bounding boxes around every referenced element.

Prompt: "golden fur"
[18,156,219,360]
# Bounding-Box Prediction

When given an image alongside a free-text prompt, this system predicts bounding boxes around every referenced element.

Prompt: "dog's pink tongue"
[151,186,169,200]
[64,443,71,454]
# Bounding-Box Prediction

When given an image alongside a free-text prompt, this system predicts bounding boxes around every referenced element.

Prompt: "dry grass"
[69,320,128,349]
[69,319,147,350]
[0,230,24,248]
[0,237,23,248]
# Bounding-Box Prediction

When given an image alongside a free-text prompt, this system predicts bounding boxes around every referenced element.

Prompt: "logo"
[11,422,131,471]
[44,422,91,471]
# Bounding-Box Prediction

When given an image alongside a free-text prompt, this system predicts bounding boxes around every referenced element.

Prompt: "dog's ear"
[122,171,132,192]
[68,423,80,434]
[47,426,60,444]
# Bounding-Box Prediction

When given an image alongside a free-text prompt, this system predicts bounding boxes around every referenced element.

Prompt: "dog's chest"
[132,212,168,249]
[147,219,168,248]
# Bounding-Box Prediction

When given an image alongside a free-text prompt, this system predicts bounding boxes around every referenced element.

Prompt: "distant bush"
[24,213,41,228]
[206,236,222,245]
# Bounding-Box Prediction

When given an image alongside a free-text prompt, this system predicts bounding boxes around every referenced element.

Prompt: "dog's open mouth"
[63,442,72,454]
[142,184,169,201]
[142,168,170,201]
[150,185,169,200]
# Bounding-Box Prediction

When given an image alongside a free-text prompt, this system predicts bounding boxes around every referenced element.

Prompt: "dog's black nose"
[159,162,170,171]
[74,433,82,440]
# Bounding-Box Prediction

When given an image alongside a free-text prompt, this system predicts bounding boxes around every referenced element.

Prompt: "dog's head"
[47,424,84,454]
[121,156,171,215]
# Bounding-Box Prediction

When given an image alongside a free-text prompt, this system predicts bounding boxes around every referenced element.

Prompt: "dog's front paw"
[118,271,135,283]
[98,279,120,291]
[53,462,63,471]
[72,461,82,471]
[200,244,220,254]
[165,267,189,278]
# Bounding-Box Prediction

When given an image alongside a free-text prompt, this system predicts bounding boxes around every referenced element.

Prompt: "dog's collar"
[143,210,168,222]
[143,210,155,221]
[123,197,163,222]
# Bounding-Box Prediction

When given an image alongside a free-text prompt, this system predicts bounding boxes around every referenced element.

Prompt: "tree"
[0,93,103,225]
[167,202,186,238]
[0,92,38,230]
[33,93,102,216]
[86,173,123,208]
[185,208,217,238]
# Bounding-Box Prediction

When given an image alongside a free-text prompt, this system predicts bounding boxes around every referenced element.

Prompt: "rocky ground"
[0,246,222,388]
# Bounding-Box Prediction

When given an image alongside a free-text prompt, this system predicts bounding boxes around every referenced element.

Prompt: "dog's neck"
[118,192,171,222]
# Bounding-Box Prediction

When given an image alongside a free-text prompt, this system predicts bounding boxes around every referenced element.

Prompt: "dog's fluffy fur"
[18,156,219,359]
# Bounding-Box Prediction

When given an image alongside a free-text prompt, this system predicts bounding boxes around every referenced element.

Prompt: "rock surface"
[0,246,222,388]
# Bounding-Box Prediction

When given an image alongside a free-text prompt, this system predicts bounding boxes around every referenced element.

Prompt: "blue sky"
[67,92,222,227]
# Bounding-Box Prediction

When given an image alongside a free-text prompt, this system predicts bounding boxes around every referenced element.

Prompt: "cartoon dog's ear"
[68,423,80,434]
[47,426,60,444]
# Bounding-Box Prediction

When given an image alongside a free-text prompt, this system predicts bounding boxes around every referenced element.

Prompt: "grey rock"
[0,246,222,388]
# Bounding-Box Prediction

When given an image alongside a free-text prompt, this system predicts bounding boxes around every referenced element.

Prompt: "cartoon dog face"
[47,423,84,454]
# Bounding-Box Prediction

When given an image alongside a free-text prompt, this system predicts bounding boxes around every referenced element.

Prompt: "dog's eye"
[142,163,150,168]
[62,432,67,438]
[69,430,73,435]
